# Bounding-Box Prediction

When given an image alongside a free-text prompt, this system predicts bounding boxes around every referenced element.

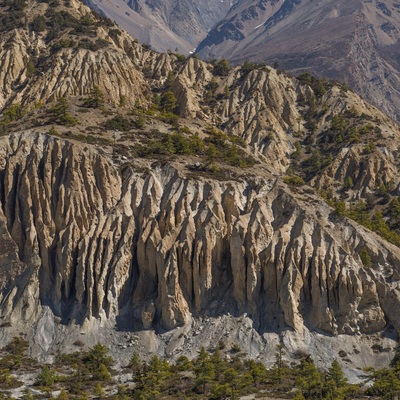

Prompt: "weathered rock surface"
[0,0,179,110]
[1,132,400,373]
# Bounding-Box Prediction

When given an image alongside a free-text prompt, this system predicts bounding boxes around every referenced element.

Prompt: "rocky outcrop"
[1,132,400,341]
[172,57,215,118]
[214,68,302,166]
[23,45,148,107]
[0,0,178,110]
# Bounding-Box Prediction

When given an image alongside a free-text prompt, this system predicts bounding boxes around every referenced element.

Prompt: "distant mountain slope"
[84,0,235,53]
[196,0,400,123]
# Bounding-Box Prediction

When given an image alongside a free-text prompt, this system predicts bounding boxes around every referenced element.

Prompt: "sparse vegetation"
[212,59,231,77]
[49,97,78,126]
[82,85,105,108]
[1,6,400,400]
[2,103,26,124]
[283,175,305,186]
[78,38,110,51]
[297,72,331,97]
[2,336,399,399]
[359,247,372,268]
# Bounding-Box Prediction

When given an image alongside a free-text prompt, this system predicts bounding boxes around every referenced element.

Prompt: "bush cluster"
[138,128,256,169]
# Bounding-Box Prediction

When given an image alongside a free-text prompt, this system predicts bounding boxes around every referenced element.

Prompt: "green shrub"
[359,248,372,268]
[241,60,258,76]
[160,91,178,114]
[135,112,146,129]
[49,126,60,136]
[363,141,376,154]
[230,343,241,353]
[344,176,354,190]
[213,59,230,76]
[283,175,305,186]
[291,141,303,160]
[298,73,330,97]
[104,115,134,131]
[26,60,36,77]
[160,111,179,125]
[2,103,26,123]
[78,38,110,51]
[51,39,76,52]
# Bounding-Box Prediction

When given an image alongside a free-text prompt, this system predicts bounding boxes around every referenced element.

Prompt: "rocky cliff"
[1,131,400,374]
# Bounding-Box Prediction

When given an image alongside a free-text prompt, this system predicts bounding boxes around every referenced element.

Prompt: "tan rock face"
[0,0,179,110]
[0,34,151,109]
[1,132,400,338]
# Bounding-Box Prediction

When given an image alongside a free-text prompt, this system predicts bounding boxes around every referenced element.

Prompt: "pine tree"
[390,198,400,219]
[325,359,349,400]
[35,364,57,387]
[49,97,77,126]
[390,331,400,368]
[223,368,240,400]
[344,176,354,190]
[194,347,215,394]
[92,363,111,381]
[359,247,372,268]
[271,344,285,384]
[87,343,112,381]
[174,355,192,371]
[164,71,175,89]
[334,200,346,216]
[246,359,267,387]
[87,343,112,369]
[116,384,129,400]
[160,90,177,114]
[296,356,322,398]
[368,368,400,400]
[210,349,225,382]
[57,389,69,400]
[82,85,104,108]
[327,359,348,388]
[94,383,105,398]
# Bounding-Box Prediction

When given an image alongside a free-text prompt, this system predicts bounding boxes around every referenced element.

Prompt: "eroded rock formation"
[1,132,400,341]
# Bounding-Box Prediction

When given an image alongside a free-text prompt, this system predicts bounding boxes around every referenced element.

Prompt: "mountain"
[196,0,400,124]
[1,0,400,379]
[83,0,235,53]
